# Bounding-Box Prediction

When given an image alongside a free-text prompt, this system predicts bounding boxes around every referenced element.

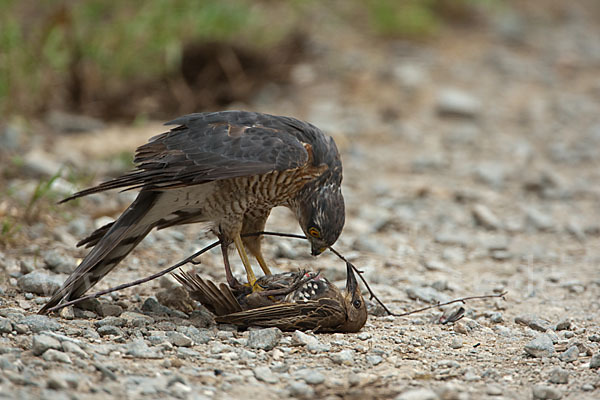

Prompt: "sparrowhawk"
[40,111,345,314]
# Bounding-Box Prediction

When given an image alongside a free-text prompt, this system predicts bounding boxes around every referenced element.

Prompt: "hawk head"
[295,182,345,256]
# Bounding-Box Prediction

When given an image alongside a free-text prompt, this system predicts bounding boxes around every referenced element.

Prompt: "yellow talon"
[234,234,257,286]
[255,252,272,276]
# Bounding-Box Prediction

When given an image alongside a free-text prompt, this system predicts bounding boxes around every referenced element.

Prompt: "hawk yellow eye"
[308,227,320,238]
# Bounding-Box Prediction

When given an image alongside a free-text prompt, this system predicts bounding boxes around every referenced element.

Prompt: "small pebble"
[366,355,383,366]
[449,338,463,349]
[97,325,123,337]
[17,271,63,296]
[548,367,568,384]
[166,331,193,347]
[287,381,315,398]
[330,350,354,366]
[247,328,282,351]
[42,349,72,364]
[524,334,555,358]
[394,388,439,400]
[32,334,61,356]
[532,384,562,400]
[590,353,600,369]
[254,366,279,384]
[472,204,502,230]
[0,317,13,334]
[486,384,503,396]
[559,345,578,363]
[294,368,325,385]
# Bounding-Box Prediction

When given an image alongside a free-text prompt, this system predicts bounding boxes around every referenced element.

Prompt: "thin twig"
[45,240,221,313]
[394,291,508,318]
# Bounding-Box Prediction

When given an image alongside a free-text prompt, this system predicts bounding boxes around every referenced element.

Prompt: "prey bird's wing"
[215,298,347,332]
[61,111,313,202]
[172,271,242,316]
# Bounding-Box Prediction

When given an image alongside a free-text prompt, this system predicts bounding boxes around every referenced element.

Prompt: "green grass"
[0,0,300,117]
[25,170,63,220]
[364,0,502,37]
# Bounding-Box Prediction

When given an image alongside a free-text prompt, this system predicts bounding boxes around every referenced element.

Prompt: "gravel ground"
[2,3,600,399]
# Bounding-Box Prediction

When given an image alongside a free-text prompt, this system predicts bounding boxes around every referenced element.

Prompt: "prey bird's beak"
[345,261,358,293]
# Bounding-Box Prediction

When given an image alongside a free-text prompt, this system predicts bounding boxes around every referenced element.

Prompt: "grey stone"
[485,384,503,396]
[178,326,213,345]
[62,341,88,358]
[97,325,123,337]
[590,353,600,369]
[0,317,13,333]
[96,303,123,317]
[436,88,481,118]
[287,381,315,398]
[515,315,551,332]
[19,314,61,333]
[254,366,279,384]
[582,383,594,391]
[247,328,282,351]
[525,208,554,231]
[330,349,354,366]
[472,204,502,230]
[22,149,63,177]
[167,331,193,347]
[548,367,568,384]
[177,347,201,359]
[32,334,62,356]
[449,338,463,349]
[489,312,503,323]
[120,311,154,327]
[292,330,318,347]
[559,345,578,363]
[210,342,232,354]
[555,319,571,331]
[394,388,439,400]
[17,271,63,296]
[47,374,69,390]
[127,339,162,359]
[589,334,600,342]
[366,354,383,366]
[295,368,325,385]
[94,316,125,328]
[524,334,555,358]
[434,231,471,247]
[532,384,562,400]
[42,349,72,364]
[42,250,74,274]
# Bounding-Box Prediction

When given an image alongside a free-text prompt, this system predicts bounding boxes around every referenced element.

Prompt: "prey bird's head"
[339,262,368,333]
[295,181,345,256]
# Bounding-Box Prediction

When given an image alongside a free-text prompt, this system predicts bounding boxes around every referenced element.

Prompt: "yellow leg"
[255,252,272,276]
[233,234,257,286]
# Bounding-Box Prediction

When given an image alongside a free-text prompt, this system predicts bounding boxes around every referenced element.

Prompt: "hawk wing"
[215,297,347,332]
[60,111,314,202]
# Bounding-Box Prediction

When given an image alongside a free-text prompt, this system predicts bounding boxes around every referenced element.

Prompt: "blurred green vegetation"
[0,0,499,119]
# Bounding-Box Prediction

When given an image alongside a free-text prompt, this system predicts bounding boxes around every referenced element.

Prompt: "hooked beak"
[311,246,327,256]
[345,261,358,293]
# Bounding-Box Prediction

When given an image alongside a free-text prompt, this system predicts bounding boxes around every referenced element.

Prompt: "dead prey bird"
[173,262,367,333]
[40,111,345,314]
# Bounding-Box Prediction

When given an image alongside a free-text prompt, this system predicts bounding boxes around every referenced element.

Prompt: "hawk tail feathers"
[39,191,161,314]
